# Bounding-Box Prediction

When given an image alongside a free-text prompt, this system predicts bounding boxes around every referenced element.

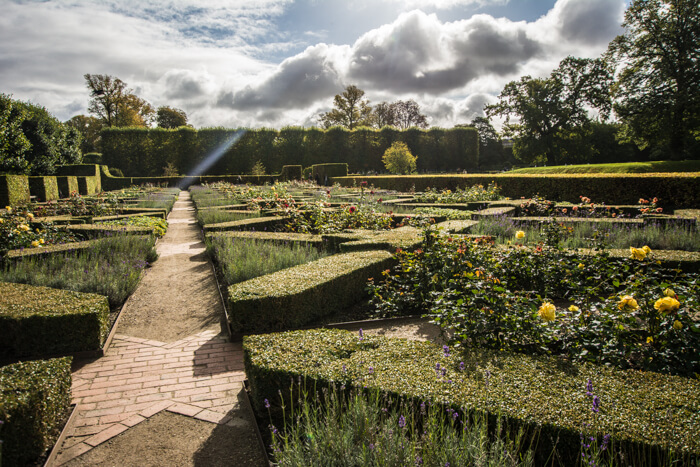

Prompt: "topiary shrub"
[382,141,417,174]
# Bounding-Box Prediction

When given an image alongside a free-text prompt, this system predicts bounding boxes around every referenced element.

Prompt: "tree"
[466,117,509,169]
[0,95,82,175]
[392,100,428,129]
[320,85,374,129]
[84,74,154,127]
[607,0,700,159]
[66,114,102,153]
[0,93,31,173]
[372,102,396,128]
[486,56,612,165]
[382,141,417,174]
[156,106,189,129]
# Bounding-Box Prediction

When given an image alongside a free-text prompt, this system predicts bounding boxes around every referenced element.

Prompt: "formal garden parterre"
[1,166,699,466]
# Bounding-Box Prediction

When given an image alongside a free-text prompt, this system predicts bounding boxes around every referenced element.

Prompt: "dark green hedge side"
[0,282,110,358]
[0,357,72,467]
[28,176,59,202]
[228,250,394,333]
[55,164,100,178]
[280,165,302,181]
[312,163,348,184]
[56,176,78,198]
[244,329,700,466]
[0,175,30,207]
[332,173,700,209]
[100,127,479,177]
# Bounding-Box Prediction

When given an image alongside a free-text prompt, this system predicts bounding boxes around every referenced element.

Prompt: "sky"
[0,0,626,129]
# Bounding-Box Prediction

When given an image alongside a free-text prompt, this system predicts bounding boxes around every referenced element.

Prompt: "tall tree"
[156,106,189,128]
[607,0,700,159]
[372,101,396,128]
[486,56,612,165]
[320,85,374,129]
[84,74,154,127]
[466,117,509,169]
[392,99,428,129]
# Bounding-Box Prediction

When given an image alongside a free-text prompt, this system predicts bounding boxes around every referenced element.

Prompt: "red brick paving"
[54,331,245,465]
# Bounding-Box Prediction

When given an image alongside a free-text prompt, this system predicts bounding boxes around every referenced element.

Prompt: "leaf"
[613,279,620,288]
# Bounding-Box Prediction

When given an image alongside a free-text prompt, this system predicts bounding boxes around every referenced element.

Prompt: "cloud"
[547,0,625,46]
[218,43,348,110]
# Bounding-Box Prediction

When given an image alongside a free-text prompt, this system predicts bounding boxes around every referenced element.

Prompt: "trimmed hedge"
[0,175,30,207]
[61,223,155,239]
[312,163,348,184]
[202,216,287,233]
[28,176,59,202]
[228,250,394,333]
[100,126,479,177]
[56,175,78,198]
[280,165,302,181]
[0,357,72,467]
[206,230,325,249]
[332,173,700,209]
[0,282,110,358]
[244,328,700,464]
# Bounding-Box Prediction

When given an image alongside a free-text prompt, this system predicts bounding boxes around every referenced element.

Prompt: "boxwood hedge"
[228,250,394,333]
[244,328,700,465]
[0,357,72,467]
[0,282,109,358]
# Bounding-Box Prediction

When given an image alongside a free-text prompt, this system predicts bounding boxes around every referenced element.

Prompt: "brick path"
[53,192,252,465]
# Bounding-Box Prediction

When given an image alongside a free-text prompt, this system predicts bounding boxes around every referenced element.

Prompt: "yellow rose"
[646,336,654,344]
[578,263,585,269]
[19,224,30,231]
[0,218,4,224]
[629,247,646,260]
[663,288,675,297]
[5,206,11,213]
[26,213,34,219]
[642,245,652,254]
[654,296,680,313]
[538,302,556,322]
[568,305,580,312]
[673,320,683,330]
[30,240,40,248]
[515,230,525,239]
[618,295,639,312]
[39,238,45,244]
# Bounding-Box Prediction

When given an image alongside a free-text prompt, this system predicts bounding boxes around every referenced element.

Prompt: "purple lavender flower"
[586,379,593,396]
[359,328,364,341]
[398,415,406,428]
[264,398,270,409]
[459,361,465,371]
[592,395,600,413]
[368,366,374,375]
[443,345,450,357]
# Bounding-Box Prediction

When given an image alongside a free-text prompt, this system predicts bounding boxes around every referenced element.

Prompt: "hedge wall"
[332,173,700,209]
[0,175,30,207]
[100,126,478,177]
[28,176,59,202]
[0,357,72,466]
[56,175,78,198]
[244,328,700,465]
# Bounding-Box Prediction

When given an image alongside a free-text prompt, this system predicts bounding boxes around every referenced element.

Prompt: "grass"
[470,215,700,251]
[265,385,536,467]
[205,236,330,286]
[509,160,700,174]
[0,234,158,309]
[195,209,261,227]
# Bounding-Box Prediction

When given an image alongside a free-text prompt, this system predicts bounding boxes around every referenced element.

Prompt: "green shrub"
[28,176,59,202]
[97,215,168,238]
[56,175,78,198]
[0,357,72,466]
[312,163,348,183]
[0,282,109,357]
[228,250,394,333]
[0,175,30,207]
[244,328,700,465]
[382,141,417,175]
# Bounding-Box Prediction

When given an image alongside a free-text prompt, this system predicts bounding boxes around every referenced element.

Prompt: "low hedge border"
[244,328,700,464]
[202,216,288,233]
[228,250,394,334]
[0,282,110,358]
[205,230,326,249]
[0,357,72,466]
[332,173,700,209]
[435,219,478,234]
[329,226,423,253]
[60,224,155,239]
[2,239,100,262]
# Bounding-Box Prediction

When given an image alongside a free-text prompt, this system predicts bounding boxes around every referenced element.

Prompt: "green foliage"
[250,159,266,176]
[414,183,502,203]
[382,142,417,175]
[0,282,109,357]
[510,160,700,174]
[0,357,72,466]
[0,234,157,309]
[100,127,478,177]
[85,74,154,127]
[0,175,30,207]
[320,85,374,129]
[0,206,80,252]
[206,235,329,287]
[0,95,82,175]
[28,176,59,202]
[487,56,612,166]
[156,106,188,129]
[244,328,700,464]
[607,0,700,160]
[267,384,534,466]
[369,227,700,377]
[195,209,260,227]
[98,215,168,238]
[228,250,393,333]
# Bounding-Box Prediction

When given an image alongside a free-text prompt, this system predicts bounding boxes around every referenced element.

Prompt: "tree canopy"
[486,56,612,165]
[84,74,154,128]
[156,106,189,129]
[320,85,373,129]
[607,0,700,159]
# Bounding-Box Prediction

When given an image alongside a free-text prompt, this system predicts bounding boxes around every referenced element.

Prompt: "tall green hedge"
[101,126,478,177]
[0,175,30,207]
[28,176,58,202]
